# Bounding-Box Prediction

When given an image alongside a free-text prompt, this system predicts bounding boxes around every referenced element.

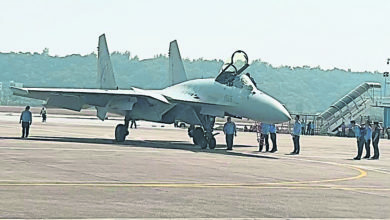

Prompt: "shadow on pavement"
[0,136,278,160]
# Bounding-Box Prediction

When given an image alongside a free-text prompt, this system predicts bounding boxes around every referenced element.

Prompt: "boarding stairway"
[317,82,381,134]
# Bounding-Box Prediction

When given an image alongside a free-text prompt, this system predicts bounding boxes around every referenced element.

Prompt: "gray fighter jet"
[11,34,291,149]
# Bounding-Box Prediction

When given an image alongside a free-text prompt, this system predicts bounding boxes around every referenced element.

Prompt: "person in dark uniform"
[269,124,277,152]
[341,122,346,137]
[19,106,32,138]
[371,122,381,159]
[307,122,311,135]
[291,115,301,154]
[223,117,237,150]
[130,119,137,129]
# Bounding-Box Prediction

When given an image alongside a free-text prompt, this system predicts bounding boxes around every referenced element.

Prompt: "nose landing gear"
[188,115,217,149]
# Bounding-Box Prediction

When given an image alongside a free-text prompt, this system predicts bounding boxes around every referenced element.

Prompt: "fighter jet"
[11,34,291,149]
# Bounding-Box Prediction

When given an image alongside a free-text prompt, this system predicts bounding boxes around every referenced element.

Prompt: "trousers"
[270,133,277,151]
[293,135,300,154]
[225,134,234,150]
[22,122,30,138]
[364,139,371,157]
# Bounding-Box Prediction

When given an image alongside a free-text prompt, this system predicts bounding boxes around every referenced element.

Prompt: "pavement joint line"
[0,182,388,191]
[0,138,371,189]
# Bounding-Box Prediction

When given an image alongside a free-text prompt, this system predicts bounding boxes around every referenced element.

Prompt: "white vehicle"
[11,34,291,149]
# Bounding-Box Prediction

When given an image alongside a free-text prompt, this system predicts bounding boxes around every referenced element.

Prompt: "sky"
[0,0,389,72]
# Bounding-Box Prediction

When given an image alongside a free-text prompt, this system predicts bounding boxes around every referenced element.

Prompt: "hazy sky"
[0,0,389,72]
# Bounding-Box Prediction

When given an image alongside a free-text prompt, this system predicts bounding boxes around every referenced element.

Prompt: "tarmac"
[0,111,389,218]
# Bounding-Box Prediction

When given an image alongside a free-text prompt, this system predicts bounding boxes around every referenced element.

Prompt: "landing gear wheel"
[208,137,216,149]
[115,124,127,142]
[193,127,207,149]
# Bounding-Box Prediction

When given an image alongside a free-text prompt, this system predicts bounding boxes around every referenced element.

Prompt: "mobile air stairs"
[317,82,381,134]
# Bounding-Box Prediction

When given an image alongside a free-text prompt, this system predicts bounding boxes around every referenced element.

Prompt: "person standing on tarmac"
[371,122,381,159]
[353,121,365,160]
[291,115,301,154]
[307,122,311,135]
[259,123,270,152]
[341,122,346,137]
[19,106,32,138]
[223,117,237,150]
[269,124,277,153]
[363,121,372,159]
[130,119,137,129]
[40,107,47,122]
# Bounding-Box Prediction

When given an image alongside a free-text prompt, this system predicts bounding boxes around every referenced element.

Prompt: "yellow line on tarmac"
[0,181,388,191]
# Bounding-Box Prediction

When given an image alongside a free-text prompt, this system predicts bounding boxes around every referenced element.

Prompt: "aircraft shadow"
[0,136,278,160]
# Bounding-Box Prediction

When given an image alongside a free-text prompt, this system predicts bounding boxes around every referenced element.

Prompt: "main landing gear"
[188,115,217,149]
[115,116,130,142]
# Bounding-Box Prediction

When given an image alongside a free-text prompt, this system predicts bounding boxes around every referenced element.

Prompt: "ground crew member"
[301,120,306,135]
[387,127,390,139]
[307,122,311,135]
[223,117,236,150]
[371,122,381,159]
[259,123,270,152]
[40,107,47,122]
[19,106,32,138]
[363,121,372,159]
[310,122,315,135]
[341,122,346,137]
[269,124,277,152]
[291,115,301,154]
[130,119,137,129]
[353,121,364,160]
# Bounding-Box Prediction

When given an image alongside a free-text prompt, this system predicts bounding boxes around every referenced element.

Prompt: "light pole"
[384,58,390,97]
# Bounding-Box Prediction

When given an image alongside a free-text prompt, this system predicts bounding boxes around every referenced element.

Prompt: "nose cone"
[252,93,292,123]
[274,103,292,123]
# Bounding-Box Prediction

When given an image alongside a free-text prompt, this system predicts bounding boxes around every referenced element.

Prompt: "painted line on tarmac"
[0,181,388,191]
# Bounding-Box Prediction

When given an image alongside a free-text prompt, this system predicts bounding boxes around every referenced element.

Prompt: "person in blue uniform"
[223,117,237,150]
[363,121,372,159]
[353,121,365,160]
[260,123,270,152]
[19,106,32,138]
[291,115,301,154]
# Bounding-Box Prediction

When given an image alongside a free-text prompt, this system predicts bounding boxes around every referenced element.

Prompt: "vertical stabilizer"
[168,40,187,85]
[97,34,118,89]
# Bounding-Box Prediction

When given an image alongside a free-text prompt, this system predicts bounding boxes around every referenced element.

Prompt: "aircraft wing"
[11,87,170,119]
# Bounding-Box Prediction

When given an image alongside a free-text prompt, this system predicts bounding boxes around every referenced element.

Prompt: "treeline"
[0,51,383,113]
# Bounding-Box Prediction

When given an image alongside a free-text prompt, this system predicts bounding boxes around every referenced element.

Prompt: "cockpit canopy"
[215,50,257,89]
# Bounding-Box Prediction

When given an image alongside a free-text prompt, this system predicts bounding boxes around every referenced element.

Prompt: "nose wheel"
[193,127,207,149]
[189,115,217,149]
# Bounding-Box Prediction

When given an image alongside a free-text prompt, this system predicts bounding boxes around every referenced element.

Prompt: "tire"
[179,123,186,128]
[193,127,205,147]
[199,138,208,149]
[209,137,216,149]
[115,124,127,142]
